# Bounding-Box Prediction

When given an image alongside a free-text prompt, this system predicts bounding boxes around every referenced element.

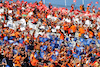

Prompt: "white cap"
[39,26,45,29]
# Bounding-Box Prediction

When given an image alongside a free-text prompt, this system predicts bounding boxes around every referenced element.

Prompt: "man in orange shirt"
[59,30,64,40]
[63,22,69,34]
[39,0,43,5]
[79,27,85,37]
[70,24,76,36]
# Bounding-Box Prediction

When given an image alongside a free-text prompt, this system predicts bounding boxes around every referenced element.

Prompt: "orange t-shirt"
[79,28,85,34]
[50,64,54,67]
[14,55,21,66]
[59,31,64,40]
[87,7,90,12]
[96,53,100,56]
[98,32,100,38]
[89,31,93,37]
[39,1,43,5]
[43,22,47,26]
[61,65,66,67]
[54,14,57,17]
[80,5,83,11]
[63,23,68,31]
[31,58,38,66]
[70,25,76,32]
[68,63,72,67]
[15,32,20,38]
[17,10,20,15]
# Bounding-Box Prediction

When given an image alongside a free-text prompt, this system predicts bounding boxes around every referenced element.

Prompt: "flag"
[10,0,13,1]
[98,7,100,10]
[91,2,93,4]
[95,1,99,4]
[0,3,3,7]
[21,0,24,4]
[73,0,76,2]
[87,3,91,6]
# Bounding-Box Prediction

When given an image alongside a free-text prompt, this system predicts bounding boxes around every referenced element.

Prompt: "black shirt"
[6,58,13,67]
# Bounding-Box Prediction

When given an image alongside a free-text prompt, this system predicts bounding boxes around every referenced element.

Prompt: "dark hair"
[21,48,24,51]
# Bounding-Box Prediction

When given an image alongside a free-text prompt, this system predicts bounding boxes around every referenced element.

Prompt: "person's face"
[32,52,35,54]
[9,53,13,58]
[6,54,9,58]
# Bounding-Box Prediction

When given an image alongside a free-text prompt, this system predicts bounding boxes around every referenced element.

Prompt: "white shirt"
[8,10,12,14]
[39,25,45,29]
[19,18,26,31]
[0,8,4,13]
[56,26,60,29]
[85,20,91,27]
[7,20,13,27]
[28,12,33,16]
[97,25,100,30]
[8,16,12,20]
[51,29,56,32]
[65,18,71,23]
[47,15,52,19]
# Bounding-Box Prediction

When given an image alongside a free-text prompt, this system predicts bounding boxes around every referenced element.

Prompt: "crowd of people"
[0,0,100,67]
